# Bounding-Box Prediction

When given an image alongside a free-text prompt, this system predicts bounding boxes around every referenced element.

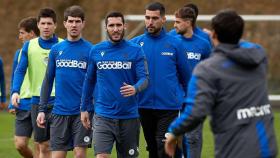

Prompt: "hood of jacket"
[214,43,266,67]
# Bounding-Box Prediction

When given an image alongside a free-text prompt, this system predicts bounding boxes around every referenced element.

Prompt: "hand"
[164,133,177,157]
[8,109,16,115]
[36,112,46,128]
[11,93,20,107]
[120,82,136,97]
[81,111,91,129]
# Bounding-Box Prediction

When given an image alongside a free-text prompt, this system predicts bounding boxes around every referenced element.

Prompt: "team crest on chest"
[100,51,105,57]
[59,51,63,56]
[43,57,49,65]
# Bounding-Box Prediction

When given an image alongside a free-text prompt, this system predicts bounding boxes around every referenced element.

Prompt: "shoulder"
[130,34,145,43]
[82,39,94,47]
[125,40,142,49]
[193,34,212,49]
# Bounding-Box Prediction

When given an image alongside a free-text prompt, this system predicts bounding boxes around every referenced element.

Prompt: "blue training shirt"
[39,38,93,115]
[169,27,211,45]
[12,36,59,105]
[81,39,149,119]
[8,49,31,110]
[0,57,5,103]
[177,34,212,71]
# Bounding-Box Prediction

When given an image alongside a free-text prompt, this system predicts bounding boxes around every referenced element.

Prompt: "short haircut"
[64,5,85,21]
[211,9,244,44]
[105,11,125,26]
[145,2,165,16]
[175,7,196,27]
[37,8,57,23]
[18,17,40,36]
[184,3,199,18]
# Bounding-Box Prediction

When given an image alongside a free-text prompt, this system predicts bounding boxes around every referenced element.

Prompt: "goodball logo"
[97,61,132,70]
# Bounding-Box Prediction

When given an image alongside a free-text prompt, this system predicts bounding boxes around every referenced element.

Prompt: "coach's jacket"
[168,42,278,158]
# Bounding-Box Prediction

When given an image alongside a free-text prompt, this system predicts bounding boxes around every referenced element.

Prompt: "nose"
[113,26,119,32]
[148,19,154,25]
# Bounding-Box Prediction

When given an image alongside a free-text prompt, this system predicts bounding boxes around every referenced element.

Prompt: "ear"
[63,21,67,28]
[124,23,127,30]
[82,20,86,29]
[30,31,36,38]
[211,30,219,46]
[162,16,166,23]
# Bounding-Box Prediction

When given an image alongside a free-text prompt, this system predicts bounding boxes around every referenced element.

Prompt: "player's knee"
[96,153,110,158]
[74,149,86,158]
[39,142,50,153]
[14,138,28,151]
[15,141,28,151]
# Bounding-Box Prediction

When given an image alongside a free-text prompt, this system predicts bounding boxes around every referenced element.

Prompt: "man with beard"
[36,6,93,158]
[169,3,211,45]
[81,11,149,158]
[173,7,212,158]
[130,2,190,158]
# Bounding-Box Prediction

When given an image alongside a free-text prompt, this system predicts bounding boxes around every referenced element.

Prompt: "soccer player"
[8,17,40,158]
[81,11,149,158]
[173,7,212,158]
[130,2,190,158]
[169,3,211,45]
[0,56,6,109]
[165,9,278,158]
[36,5,93,158]
[12,8,63,158]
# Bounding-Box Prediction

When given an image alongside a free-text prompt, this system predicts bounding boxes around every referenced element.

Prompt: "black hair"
[38,8,57,23]
[211,9,244,44]
[18,17,40,36]
[145,2,165,16]
[105,11,125,26]
[64,5,85,21]
[175,7,196,27]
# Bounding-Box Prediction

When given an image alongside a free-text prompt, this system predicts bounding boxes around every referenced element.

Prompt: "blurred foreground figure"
[165,9,278,158]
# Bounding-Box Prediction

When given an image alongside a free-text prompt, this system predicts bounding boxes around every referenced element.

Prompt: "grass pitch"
[0,111,279,158]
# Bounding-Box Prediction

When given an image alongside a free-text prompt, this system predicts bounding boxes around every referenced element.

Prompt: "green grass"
[0,111,279,158]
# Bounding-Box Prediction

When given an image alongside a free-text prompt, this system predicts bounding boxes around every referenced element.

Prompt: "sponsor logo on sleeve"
[237,104,271,120]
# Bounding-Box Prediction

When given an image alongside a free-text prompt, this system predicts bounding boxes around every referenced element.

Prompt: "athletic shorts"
[31,104,52,142]
[15,109,33,137]
[93,115,140,158]
[50,113,93,151]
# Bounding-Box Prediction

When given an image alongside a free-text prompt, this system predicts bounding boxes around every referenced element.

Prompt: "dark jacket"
[169,43,278,158]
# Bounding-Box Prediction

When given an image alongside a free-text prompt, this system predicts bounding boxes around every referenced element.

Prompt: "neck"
[183,28,193,38]
[41,35,53,40]
[67,34,82,42]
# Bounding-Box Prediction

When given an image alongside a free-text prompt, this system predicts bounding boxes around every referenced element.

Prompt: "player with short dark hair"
[130,2,191,158]
[81,11,149,158]
[12,7,63,158]
[8,16,40,158]
[173,6,212,158]
[36,5,93,158]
